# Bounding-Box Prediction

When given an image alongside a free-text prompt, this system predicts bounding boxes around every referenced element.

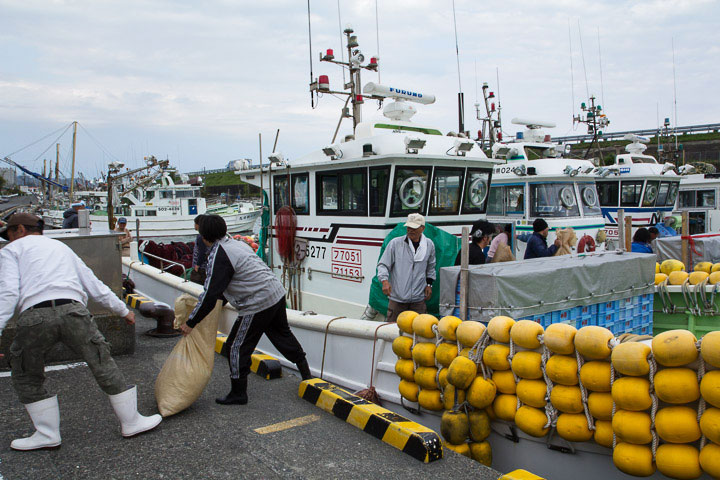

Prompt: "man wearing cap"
[524,218,561,260]
[377,213,437,323]
[61,201,85,229]
[0,212,161,451]
[114,217,132,256]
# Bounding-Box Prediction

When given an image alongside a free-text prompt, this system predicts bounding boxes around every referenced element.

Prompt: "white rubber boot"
[11,396,62,451]
[108,386,162,437]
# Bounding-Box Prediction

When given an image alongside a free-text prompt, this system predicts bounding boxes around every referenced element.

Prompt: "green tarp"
[368,223,461,317]
[257,190,270,262]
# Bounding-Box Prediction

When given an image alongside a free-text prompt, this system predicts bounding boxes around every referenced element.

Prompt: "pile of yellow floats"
[655,259,720,286]
[392,310,720,479]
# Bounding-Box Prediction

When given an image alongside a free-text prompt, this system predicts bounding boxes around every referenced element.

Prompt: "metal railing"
[140,250,189,280]
[553,123,720,144]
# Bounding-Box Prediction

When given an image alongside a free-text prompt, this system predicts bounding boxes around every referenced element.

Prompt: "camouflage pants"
[9,301,127,404]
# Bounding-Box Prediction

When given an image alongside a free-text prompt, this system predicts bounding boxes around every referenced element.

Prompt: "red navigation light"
[491,102,496,111]
[319,75,330,91]
[356,94,364,103]
[489,91,495,98]
[325,49,335,60]
[497,132,503,141]
[477,129,482,140]
[544,135,551,142]
[370,57,378,65]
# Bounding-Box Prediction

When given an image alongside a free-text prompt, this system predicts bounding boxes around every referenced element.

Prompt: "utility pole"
[70,121,78,201]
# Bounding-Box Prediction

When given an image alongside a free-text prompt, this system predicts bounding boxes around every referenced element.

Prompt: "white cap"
[404,213,425,229]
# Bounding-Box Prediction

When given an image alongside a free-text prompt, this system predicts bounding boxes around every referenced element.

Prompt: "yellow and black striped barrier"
[298,378,442,463]
[498,470,545,480]
[124,293,153,309]
[215,333,282,380]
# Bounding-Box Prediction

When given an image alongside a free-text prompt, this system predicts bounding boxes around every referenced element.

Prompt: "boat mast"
[69,121,78,202]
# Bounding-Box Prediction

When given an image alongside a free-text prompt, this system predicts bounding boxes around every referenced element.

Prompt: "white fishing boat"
[487,119,606,257]
[675,171,720,234]
[595,135,679,239]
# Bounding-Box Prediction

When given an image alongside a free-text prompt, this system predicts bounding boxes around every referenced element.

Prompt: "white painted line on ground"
[0,362,87,378]
[253,414,321,434]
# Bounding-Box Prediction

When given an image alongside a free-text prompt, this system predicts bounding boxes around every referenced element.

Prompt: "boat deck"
[0,312,501,479]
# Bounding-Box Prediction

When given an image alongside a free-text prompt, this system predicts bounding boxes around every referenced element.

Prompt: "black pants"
[225,298,306,379]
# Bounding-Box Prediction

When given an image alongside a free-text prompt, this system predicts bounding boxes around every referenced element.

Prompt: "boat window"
[679,190,695,208]
[666,182,679,206]
[698,190,716,208]
[597,181,619,207]
[656,182,671,206]
[429,168,464,215]
[642,181,659,207]
[461,169,491,215]
[530,183,580,218]
[369,166,390,216]
[579,183,602,216]
[390,167,430,217]
[175,190,192,198]
[145,191,155,200]
[525,146,554,160]
[160,190,173,199]
[316,168,367,216]
[292,173,309,215]
[135,210,144,217]
[373,123,443,136]
[620,181,643,207]
[487,186,503,215]
[273,175,289,213]
[146,209,157,216]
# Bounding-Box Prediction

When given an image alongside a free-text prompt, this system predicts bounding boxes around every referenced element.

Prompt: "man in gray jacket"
[377,213,436,323]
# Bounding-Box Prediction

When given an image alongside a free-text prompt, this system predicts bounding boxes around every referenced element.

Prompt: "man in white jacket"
[0,213,161,451]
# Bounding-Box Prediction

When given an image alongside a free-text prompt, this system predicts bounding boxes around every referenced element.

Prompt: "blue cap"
[118,217,127,224]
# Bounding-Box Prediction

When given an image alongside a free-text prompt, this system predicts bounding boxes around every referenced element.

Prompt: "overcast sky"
[1,0,718,179]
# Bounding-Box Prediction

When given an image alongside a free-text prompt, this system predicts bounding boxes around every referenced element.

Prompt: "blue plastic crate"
[598,312,619,329]
[597,301,618,315]
[576,317,594,328]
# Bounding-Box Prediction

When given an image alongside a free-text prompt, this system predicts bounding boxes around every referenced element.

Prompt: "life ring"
[577,234,596,253]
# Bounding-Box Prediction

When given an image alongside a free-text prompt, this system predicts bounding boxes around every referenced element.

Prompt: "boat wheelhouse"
[676,173,720,234]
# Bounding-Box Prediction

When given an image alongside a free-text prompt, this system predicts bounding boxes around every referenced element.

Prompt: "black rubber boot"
[215,377,248,405]
[296,358,312,380]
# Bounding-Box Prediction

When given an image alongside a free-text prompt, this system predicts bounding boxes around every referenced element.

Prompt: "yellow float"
[611,342,651,376]
[394,359,415,382]
[391,335,413,359]
[509,320,544,350]
[655,406,702,443]
[654,368,701,404]
[447,356,477,390]
[556,413,593,442]
[652,329,698,367]
[549,385,584,414]
[612,377,653,411]
[546,354,579,385]
[412,314,439,339]
[668,270,690,285]
[613,442,656,477]
[511,351,543,380]
[515,405,550,438]
[483,344,511,371]
[398,380,419,402]
[701,332,720,368]
[411,342,437,367]
[574,326,613,360]
[655,444,702,480]
[700,370,720,408]
[418,388,443,411]
[440,409,470,445]
[487,316,515,343]
[466,376,497,409]
[516,379,548,408]
[397,310,418,335]
[660,259,685,275]
[492,370,517,394]
[612,410,653,444]
[543,323,577,355]
[587,392,613,421]
[414,366,439,390]
[437,315,462,341]
[579,361,612,392]
[435,342,458,367]
[456,321,485,348]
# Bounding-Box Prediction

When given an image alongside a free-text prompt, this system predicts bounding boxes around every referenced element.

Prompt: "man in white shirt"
[0,213,161,451]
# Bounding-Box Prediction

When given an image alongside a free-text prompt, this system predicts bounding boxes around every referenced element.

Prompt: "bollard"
[139,302,181,337]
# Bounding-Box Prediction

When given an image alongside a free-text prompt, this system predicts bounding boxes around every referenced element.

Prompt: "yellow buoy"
[443,384,466,411]
[612,410,653,444]
[511,351,543,380]
[655,273,668,285]
[395,359,415,382]
[398,380,419,402]
[544,323,577,355]
[695,261,713,273]
[516,379,548,408]
[468,409,491,442]
[550,385,584,414]
[701,332,720,368]
[699,407,720,444]
[656,444,702,480]
[411,342,437,367]
[414,366,440,390]
[447,356,477,390]
[438,315,463,341]
[493,394,518,422]
[668,270,689,285]
[443,441,471,458]
[483,344,511,371]
[435,342,459,368]
[699,443,720,479]
[412,314,439,339]
[440,409,470,445]
[392,335,413,359]
[492,370,517,394]
[593,419,613,448]
[612,376,652,411]
[652,329,698,367]
[587,392,613,421]
[613,442,656,477]
[661,259,686,275]
[713,263,720,273]
[656,262,660,274]
[418,389,444,411]
[459,347,471,358]
[574,326,613,360]
[469,441,492,466]
[466,376,497,409]
[487,316,516,343]
[515,405,550,438]
[611,342,651,376]
[456,321,485,348]
[546,354,579,386]
[397,311,419,335]
[579,361,611,392]
[654,368,701,404]
[438,368,449,390]
[709,271,720,285]
[701,370,720,408]
[510,320,544,350]
[689,271,710,285]
[556,413,593,442]
[655,406,702,443]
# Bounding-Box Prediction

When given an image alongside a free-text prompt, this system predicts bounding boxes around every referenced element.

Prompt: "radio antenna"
[672,37,678,149]
[307,0,316,108]
[452,0,465,134]
[577,19,590,100]
[568,19,576,127]
[337,0,346,84]
[597,27,605,109]
[375,0,381,83]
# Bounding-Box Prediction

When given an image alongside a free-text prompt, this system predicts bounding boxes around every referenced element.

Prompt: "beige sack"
[155,294,223,417]
[491,243,515,263]
[553,227,577,256]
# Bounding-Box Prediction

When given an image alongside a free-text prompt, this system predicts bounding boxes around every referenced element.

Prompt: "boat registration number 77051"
[331,247,362,282]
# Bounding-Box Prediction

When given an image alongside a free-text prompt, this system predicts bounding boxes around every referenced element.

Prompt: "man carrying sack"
[179,214,311,405]
[0,213,161,451]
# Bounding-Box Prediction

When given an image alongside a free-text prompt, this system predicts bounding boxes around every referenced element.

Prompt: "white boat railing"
[139,249,189,278]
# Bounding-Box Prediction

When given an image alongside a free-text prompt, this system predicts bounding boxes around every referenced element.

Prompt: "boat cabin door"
[188,199,198,215]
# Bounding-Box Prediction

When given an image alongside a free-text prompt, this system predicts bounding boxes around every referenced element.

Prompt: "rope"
[320,316,346,380]
[508,338,522,410]
[697,340,707,449]
[648,353,659,460]
[368,322,393,388]
[540,340,559,428]
[610,363,617,449]
[575,350,595,431]
[469,329,491,379]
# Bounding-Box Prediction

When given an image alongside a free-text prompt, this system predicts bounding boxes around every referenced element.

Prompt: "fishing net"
[275,205,296,262]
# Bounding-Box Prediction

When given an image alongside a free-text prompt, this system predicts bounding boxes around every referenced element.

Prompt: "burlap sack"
[554,227,577,256]
[491,243,515,263]
[155,294,222,416]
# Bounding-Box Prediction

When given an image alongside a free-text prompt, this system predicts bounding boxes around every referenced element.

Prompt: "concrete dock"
[0,312,502,479]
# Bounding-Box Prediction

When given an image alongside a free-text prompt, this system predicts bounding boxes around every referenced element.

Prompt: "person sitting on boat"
[648,226,660,242]
[631,227,654,254]
[61,201,85,229]
[486,223,512,263]
[0,212,161,451]
[654,216,679,237]
[179,214,311,405]
[114,217,132,256]
[377,213,436,323]
[524,218,561,260]
[190,214,208,285]
[455,220,493,266]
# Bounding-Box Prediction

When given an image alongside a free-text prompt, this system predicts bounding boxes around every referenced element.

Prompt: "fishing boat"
[487,119,606,257]
[675,171,720,234]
